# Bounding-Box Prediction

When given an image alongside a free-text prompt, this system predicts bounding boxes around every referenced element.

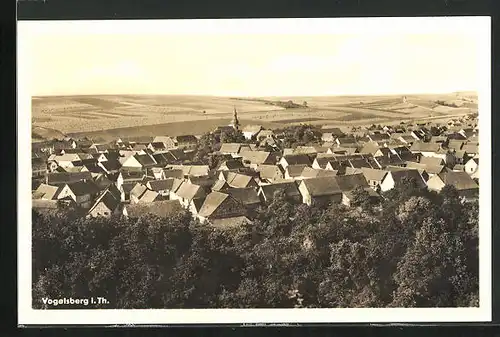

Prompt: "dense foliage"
[32,183,478,309]
[277,125,323,149]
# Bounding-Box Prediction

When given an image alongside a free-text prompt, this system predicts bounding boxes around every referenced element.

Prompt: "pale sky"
[21,18,485,97]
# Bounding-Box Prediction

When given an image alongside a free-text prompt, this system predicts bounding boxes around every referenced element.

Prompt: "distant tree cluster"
[32,180,478,309]
[436,100,460,108]
[278,125,323,149]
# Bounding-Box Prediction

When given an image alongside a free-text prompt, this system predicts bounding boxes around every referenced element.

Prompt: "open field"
[32,92,477,141]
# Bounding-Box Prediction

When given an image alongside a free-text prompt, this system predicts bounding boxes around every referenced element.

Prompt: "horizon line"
[32,90,478,99]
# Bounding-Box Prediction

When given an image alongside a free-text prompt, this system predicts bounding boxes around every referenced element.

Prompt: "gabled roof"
[420,156,444,166]
[286,164,309,177]
[259,181,301,199]
[462,144,479,154]
[405,162,445,175]
[301,167,337,179]
[219,143,245,154]
[147,178,175,192]
[138,189,160,203]
[437,171,479,190]
[359,167,388,182]
[300,176,342,197]
[197,191,231,218]
[119,170,145,181]
[47,171,93,185]
[225,187,261,206]
[410,142,442,153]
[281,154,311,166]
[218,159,245,170]
[225,172,256,188]
[212,179,230,191]
[66,180,100,196]
[124,200,183,218]
[134,154,157,167]
[335,174,369,191]
[88,189,121,214]
[239,150,273,165]
[174,182,205,200]
[386,169,427,188]
[129,182,147,197]
[148,142,167,150]
[255,164,284,181]
[33,184,61,200]
[189,176,216,188]
[100,159,122,172]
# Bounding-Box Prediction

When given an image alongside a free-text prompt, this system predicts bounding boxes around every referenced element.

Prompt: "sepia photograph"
[18,17,491,325]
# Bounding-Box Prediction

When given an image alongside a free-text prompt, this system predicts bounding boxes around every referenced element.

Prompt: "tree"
[303,101,308,108]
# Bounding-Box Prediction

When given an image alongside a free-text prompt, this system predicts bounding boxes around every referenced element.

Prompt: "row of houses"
[32,117,480,228]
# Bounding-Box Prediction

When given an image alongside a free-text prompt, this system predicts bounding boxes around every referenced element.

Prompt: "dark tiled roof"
[67,180,100,196]
[300,176,342,197]
[47,171,93,185]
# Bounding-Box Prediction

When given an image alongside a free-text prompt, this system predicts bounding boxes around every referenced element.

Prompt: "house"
[335,137,358,147]
[321,126,345,138]
[52,153,81,167]
[298,176,343,206]
[335,173,369,192]
[242,125,263,140]
[219,143,250,156]
[426,171,479,199]
[464,157,479,179]
[258,181,302,204]
[279,154,311,169]
[398,135,417,145]
[217,159,245,171]
[196,191,248,223]
[174,135,198,150]
[312,154,337,170]
[211,179,231,192]
[379,169,427,192]
[419,156,445,167]
[46,171,93,186]
[256,129,275,141]
[57,180,101,209]
[410,142,442,155]
[224,187,261,210]
[367,133,390,143]
[357,167,389,190]
[152,136,177,149]
[284,164,309,180]
[32,157,47,178]
[162,168,185,179]
[254,165,283,183]
[169,181,206,208]
[32,183,62,200]
[122,200,183,219]
[146,178,176,196]
[461,144,479,157]
[219,171,259,189]
[239,151,276,167]
[129,184,148,204]
[152,152,177,166]
[147,142,168,153]
[87,187,122,218]
[188,176,217,193]
[116,170,145,190]
[300,167,337,179]
[405,162,447,179]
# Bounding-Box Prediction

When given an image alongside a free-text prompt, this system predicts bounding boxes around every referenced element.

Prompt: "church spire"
[230,106,240,130]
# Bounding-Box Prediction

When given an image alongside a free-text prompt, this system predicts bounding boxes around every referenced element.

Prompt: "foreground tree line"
[32,178,479,309]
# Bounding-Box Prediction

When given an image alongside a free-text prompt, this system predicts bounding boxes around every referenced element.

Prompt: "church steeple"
[229,106,240,130]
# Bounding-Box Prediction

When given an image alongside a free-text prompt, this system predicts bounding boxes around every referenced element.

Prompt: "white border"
[18,17,492,325]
